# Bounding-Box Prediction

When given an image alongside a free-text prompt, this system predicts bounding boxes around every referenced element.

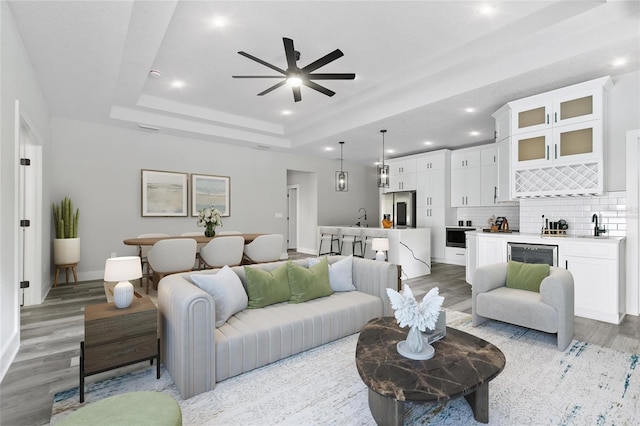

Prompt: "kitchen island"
[322,227,431,279]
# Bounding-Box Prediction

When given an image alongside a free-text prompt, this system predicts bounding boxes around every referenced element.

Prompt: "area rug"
[103,280,158,306]
[50,311,639,425]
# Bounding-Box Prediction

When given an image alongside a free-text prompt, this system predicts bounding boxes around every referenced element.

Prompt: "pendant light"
[377,130,389,188]
[335,141,348,191]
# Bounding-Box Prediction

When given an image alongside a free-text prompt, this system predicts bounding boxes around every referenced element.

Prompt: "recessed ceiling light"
[386,149,395,154]
[211,16,227,28]
[282,110,292,115]
[612,57,627,67]
[470,131,480,136]
[479,4,496,16]
[325,147,334,152]
[423,141,433,146]
[374,161,381,166]
[171,80,185,89]
[465,107,476,113]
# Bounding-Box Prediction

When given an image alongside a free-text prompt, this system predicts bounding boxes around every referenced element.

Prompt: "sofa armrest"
[540,267,575,350]
[472,263,508,326]
[346,256,398,316]
[158,273,216,399]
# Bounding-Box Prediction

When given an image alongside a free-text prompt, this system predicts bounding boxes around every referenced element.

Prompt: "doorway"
[287,185,299,250]
[17,103,44,306]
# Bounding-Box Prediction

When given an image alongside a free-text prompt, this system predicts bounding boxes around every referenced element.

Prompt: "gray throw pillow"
[191,265,248,327]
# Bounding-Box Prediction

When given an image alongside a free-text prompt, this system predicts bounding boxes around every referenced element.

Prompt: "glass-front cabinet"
[513,120,602,167]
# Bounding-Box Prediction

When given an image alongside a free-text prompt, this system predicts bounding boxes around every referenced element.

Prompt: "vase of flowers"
[197,206,223,237]
[386,285,444,360]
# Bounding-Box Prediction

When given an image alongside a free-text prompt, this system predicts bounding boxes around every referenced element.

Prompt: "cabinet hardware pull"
[546,114,549,124]
[546,146,549,160]
[554,112,557,123]
[555,144,558,159]
[565,260,568,269]
[494,186,497,203]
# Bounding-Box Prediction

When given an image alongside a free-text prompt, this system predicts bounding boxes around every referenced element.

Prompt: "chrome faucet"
[592,213,606,236]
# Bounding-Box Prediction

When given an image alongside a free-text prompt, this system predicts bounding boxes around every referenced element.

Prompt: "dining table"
[123,233,263,247]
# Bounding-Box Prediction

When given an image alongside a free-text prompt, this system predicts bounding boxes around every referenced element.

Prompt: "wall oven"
[507,242,558,267]
[445,227,475,248]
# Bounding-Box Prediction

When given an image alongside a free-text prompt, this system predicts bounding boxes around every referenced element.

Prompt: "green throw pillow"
[506,261,550,293]
[287,258,333,303]
[244,264,291,308]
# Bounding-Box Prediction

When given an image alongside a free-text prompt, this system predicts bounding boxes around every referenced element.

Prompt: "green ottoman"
[56,391,181,426]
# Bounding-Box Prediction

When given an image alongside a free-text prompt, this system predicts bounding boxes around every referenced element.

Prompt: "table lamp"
[104,256,142,308]
[371,238,389,262]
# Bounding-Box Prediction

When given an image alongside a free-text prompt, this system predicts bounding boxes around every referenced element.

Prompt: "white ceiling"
[8,1,640,165]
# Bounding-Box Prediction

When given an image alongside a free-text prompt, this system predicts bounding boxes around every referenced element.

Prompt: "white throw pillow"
[191,265,248,328]
[308,255,355,292]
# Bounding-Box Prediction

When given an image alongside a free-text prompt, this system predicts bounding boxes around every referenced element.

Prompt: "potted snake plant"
[52,197,80,265]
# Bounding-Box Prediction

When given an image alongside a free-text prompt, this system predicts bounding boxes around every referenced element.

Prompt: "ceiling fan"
[232,37,356,102]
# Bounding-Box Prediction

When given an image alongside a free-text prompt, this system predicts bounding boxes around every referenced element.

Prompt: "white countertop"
[467,230,625,244]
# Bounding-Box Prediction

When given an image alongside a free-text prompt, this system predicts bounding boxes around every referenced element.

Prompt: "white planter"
[53,238,80,265]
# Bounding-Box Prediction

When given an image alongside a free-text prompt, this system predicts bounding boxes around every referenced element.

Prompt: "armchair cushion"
[287,258,333,303]
[244,263,290,308]
[506,261,549,293]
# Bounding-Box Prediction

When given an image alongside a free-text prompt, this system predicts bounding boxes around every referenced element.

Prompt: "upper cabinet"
[385,158,417,192]
[494,76,612,198]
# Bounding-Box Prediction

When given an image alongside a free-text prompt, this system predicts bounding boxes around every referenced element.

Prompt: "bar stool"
[340,227,364,257]
[318,227,340,255]
[362,228,388,259]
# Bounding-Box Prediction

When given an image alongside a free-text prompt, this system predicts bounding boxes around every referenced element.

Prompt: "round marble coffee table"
[355,317,505,425]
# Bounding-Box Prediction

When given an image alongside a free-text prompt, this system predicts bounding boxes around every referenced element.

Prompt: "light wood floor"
[1,259,638,425]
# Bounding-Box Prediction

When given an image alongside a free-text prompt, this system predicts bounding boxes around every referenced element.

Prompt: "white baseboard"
[0,331,19,382]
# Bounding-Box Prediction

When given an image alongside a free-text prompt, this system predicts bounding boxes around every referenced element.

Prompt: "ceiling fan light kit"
[336,141,348,192]
[377,130,389,188]
[233,37,355,102]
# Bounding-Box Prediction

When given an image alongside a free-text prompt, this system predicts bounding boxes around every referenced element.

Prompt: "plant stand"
[54,263,78,287]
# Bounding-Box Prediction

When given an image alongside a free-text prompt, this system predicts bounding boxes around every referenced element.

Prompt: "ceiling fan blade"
[301,49,344,73]
[308,73,356,80]
[257,80,287,96]
[292,86,302,102]
[303,80,335,97]
[232,76,286,78]
[283,38,297,70]
[238,51,286,74]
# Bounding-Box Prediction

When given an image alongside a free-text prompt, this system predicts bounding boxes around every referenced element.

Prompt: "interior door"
[287,186,298,250]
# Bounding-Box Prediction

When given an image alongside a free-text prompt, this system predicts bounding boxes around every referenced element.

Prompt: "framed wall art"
[191,174,230,217]
[141,169,188,217]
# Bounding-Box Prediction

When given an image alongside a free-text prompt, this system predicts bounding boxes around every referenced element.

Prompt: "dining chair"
[137,233,169,288]
[199,236,245,269]
[181,231,206,270]
[146,239,197,294]
[242,234,284,264]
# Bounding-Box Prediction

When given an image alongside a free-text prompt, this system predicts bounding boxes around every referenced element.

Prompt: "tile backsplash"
[456,206,521,230]
[456,191,626,237]
[518,191,627,237]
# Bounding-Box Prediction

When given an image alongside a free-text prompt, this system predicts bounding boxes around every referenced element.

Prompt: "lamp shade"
[371,238,389,252]
[104,256,142,282]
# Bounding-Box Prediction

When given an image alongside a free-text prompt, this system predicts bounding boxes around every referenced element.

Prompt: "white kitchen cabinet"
[495,76,612,198]
[496,138,516,202]
[467,233,507,285]
[445,246,466,266]
[511,85,605,135]
[560,240,625,324]
[386,158,417,192]
[415,150,453,262]
[451,165,481,207]
[512,120,602,168]
[451,149,480,170]
[480,147,498,206]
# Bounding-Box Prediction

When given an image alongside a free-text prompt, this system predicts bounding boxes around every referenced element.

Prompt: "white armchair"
[472,263,574,351]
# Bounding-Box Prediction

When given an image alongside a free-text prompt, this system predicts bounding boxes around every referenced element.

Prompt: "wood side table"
[80,297,160,402]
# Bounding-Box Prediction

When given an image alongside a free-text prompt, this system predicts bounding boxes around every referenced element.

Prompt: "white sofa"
[158,256,398,399]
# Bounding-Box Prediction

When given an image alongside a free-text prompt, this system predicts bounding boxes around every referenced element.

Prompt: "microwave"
[445,227,475,248]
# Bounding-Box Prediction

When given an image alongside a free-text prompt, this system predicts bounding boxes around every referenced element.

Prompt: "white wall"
[50,118,380,280]
[0,2,51,381]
